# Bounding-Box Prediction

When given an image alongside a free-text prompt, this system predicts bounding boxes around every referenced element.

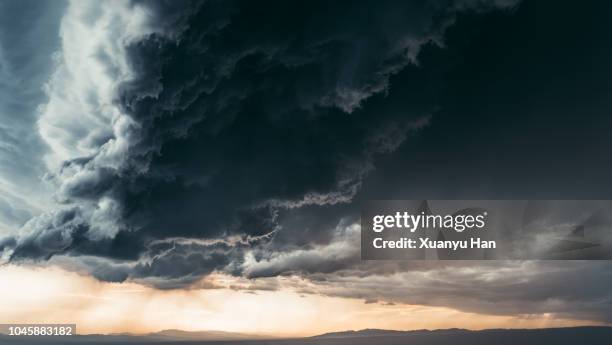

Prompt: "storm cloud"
[1,0,612,325]
[3,0,518,270]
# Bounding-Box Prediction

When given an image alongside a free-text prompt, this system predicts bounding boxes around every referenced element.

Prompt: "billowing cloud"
[3,0,612,327]
[271,260,612,323]
[2,0,519,272]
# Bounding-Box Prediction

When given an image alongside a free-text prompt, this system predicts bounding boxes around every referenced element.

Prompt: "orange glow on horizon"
[0,264,605,337]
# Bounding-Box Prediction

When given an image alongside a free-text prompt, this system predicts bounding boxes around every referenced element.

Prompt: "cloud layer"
[2,0,612,325]
[4,0,515,274]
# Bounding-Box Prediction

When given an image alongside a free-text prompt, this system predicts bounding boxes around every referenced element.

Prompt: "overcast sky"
[1,0,612,334]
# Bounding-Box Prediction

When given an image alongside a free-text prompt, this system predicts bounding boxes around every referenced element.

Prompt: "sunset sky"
[1,0,612,337]
[0,264,605,336]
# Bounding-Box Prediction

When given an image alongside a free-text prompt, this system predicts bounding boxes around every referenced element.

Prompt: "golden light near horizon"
[0,264,604,337]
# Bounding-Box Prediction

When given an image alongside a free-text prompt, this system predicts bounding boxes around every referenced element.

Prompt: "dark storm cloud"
[10,207,87,260]
[291,261,612,322]
[8,0,515,265]
[0,235,15,252]
[5,0,612,325]
[253,0,612,273]
[359,0,612,200]
[217,0,612,323]
[108,0,514,246]
[114,0,447,243]
[130,240,245,289]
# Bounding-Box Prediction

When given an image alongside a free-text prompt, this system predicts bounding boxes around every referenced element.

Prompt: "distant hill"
[147,329,267,341]
[313,328,469,339]
[310,327,612,345]
[1,326,611,344]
